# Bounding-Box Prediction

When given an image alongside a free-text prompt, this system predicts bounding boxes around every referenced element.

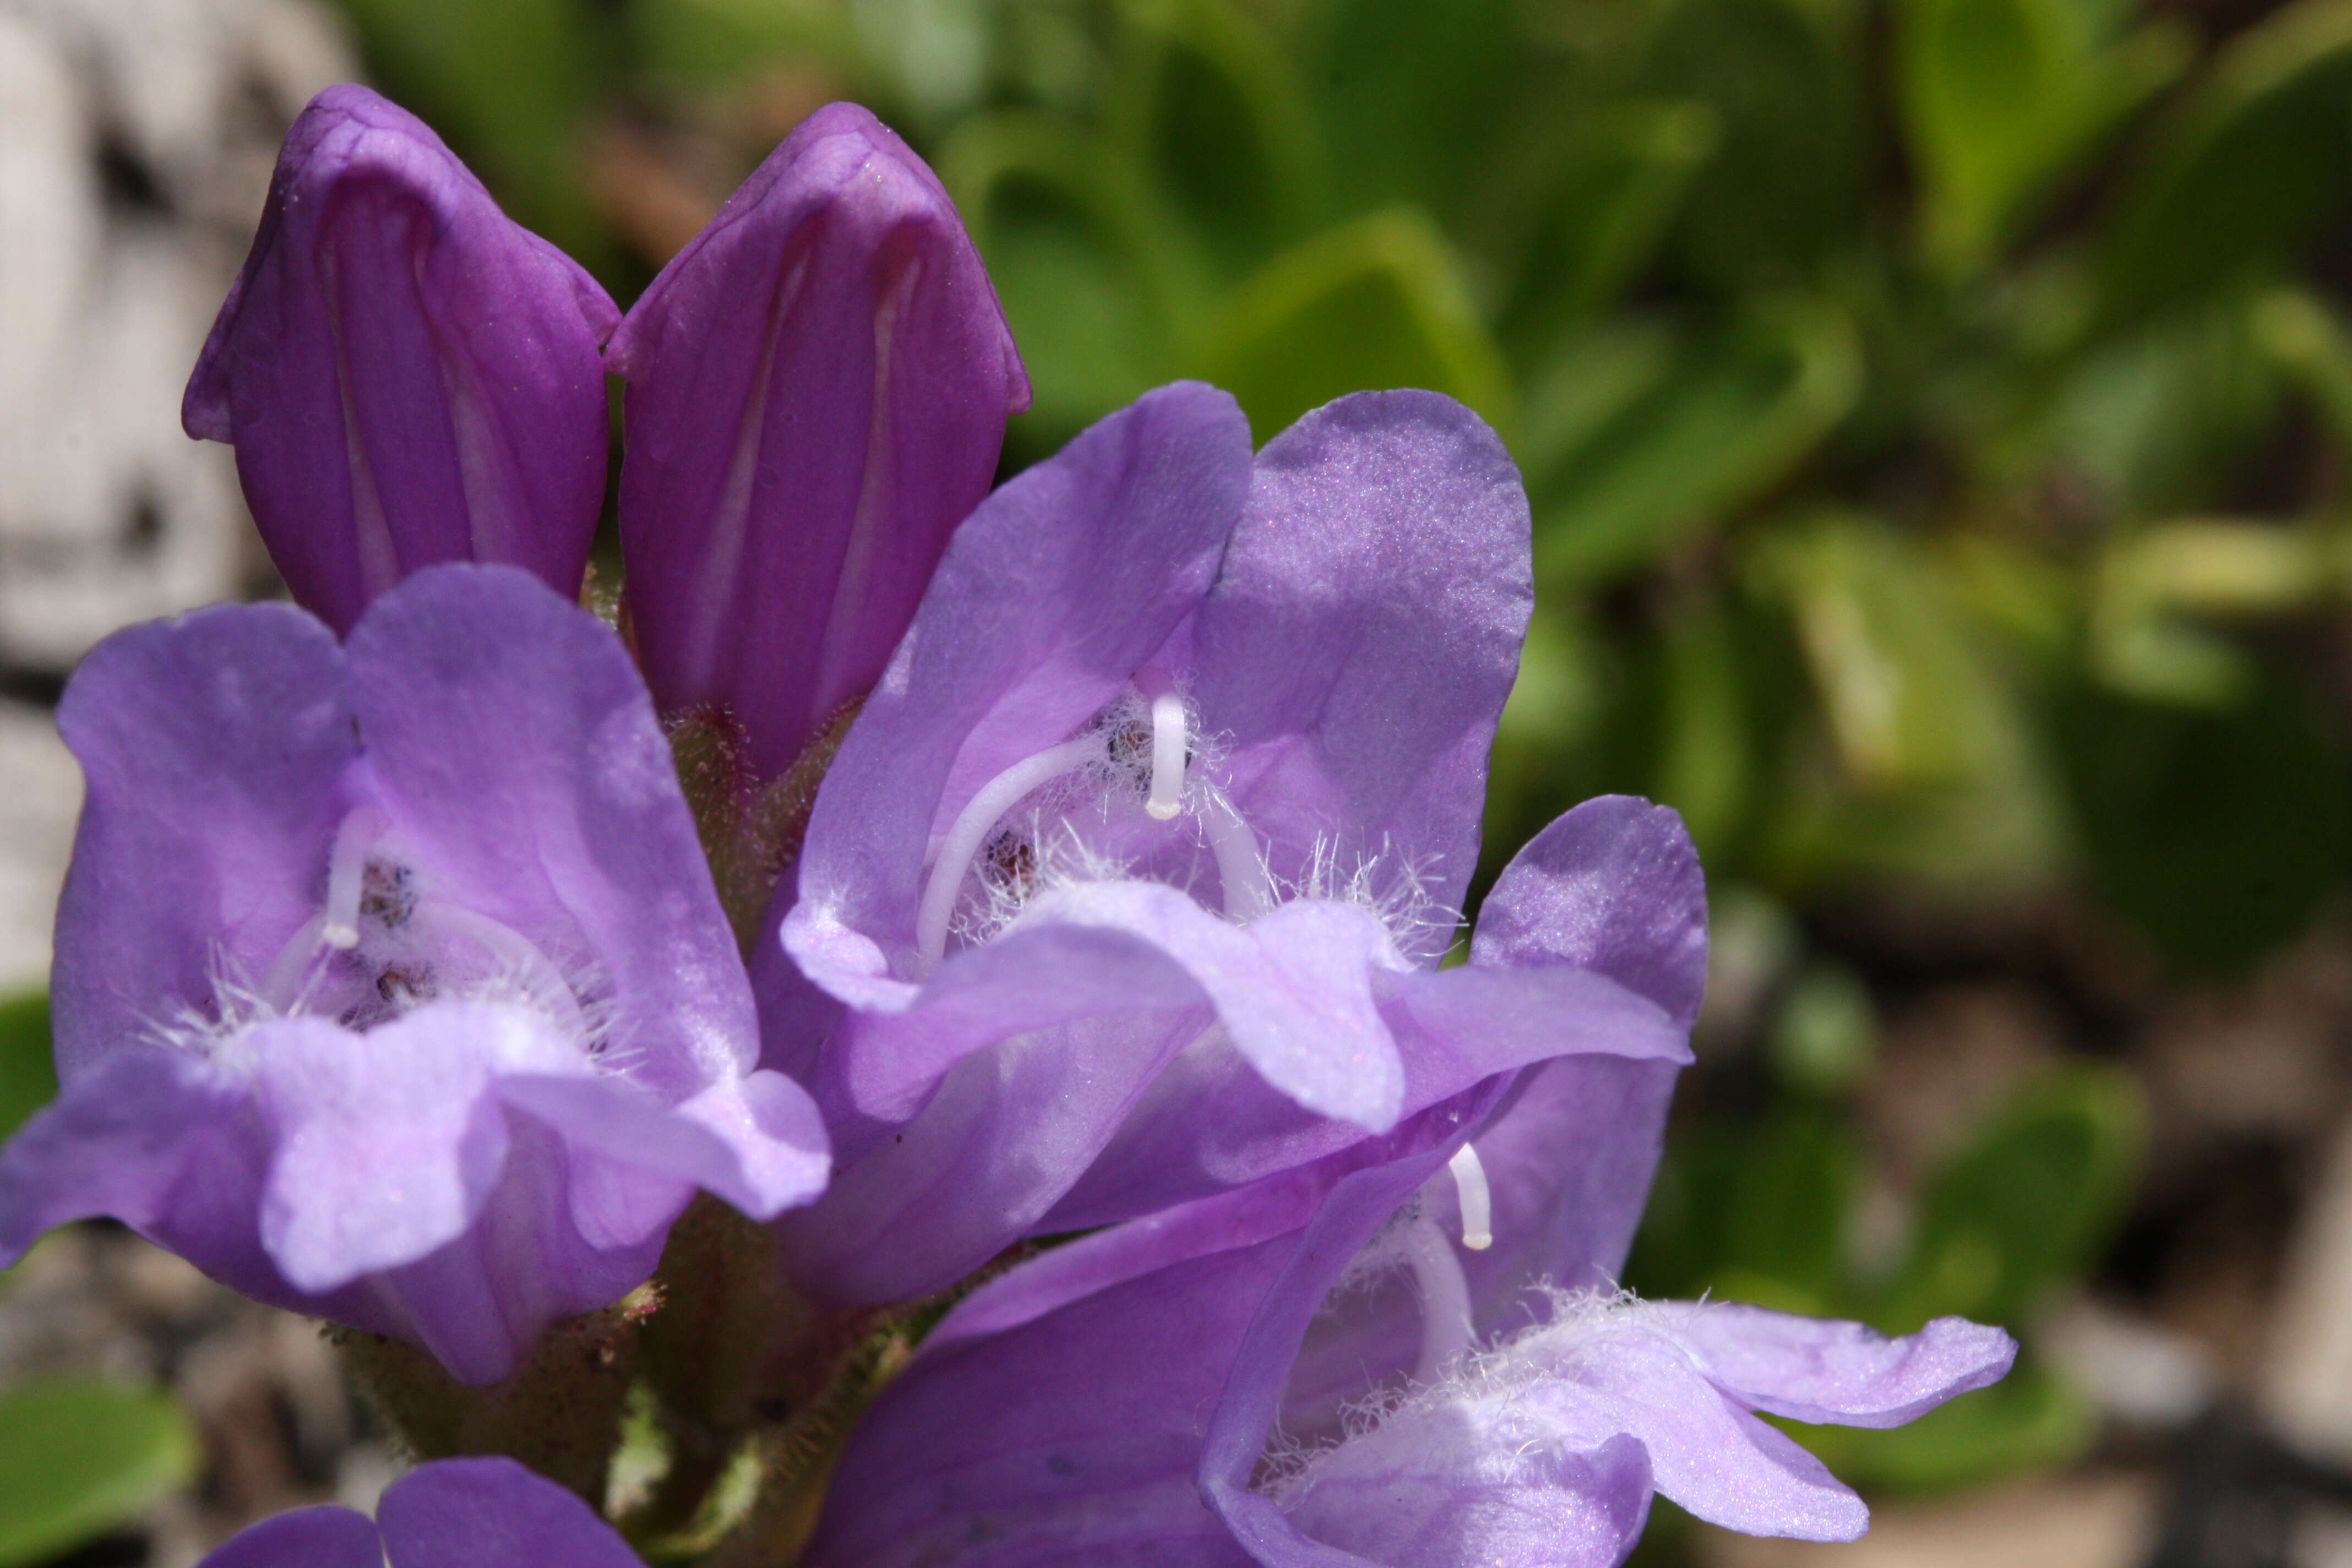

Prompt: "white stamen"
[1201,791,1275,922]
[1400,1211,1477,1384]
[1145,692,1188,820]
[416,899,589,1039]
[916,736,1102,968]
[1447,1142,1494,1251]
[320,806,386,949]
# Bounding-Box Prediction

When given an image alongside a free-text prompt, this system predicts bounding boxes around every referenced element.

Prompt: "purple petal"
[378,1457,645,1568]
[780,380,1250,1007]
[200,1505,382,1568]
[1472,797,1708,1027]
[1280,1433,1652,1568]
[50,602,352,1083]
[610,102,1030,777]
[806,1225,1297,1568]
[184,85,616,633]
[1537,1320,1871,1541]
[1044,955,1686,1233]
[344,564,761,1103]
[1193,391,1532,939]
[0,1047,255,1269]
[1668,1305,2019,1428]
[496,1067,829,1240]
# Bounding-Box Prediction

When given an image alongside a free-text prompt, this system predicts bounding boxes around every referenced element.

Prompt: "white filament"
[1201,791,1275,922]
[1447,1143,1494,1251]
[320,806,386,950]
[916,737,1101,968]
[1146,692,1188,820]
[1400,1212,1477,1384]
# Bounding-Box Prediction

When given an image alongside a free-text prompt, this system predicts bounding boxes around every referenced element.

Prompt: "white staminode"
[913,685,1281,970]
[916,734,1103,968]
[320,805,387,950]
[1400,1208,1478,1384]
[1146,690,1187,820]
[1447,1142,1494,1251]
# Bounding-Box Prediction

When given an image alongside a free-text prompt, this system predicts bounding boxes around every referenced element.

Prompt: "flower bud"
[183,85,619,634]
[608,103,1029,779]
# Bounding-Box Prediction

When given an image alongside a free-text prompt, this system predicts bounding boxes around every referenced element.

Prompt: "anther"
[1447,1142,1494,1251]
[321,806,388,950]
[1146,692,1187,820]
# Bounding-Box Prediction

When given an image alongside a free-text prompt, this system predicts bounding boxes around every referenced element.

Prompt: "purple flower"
[764,386,1691,1305]
[608,102,1029,777]
[182,85,619,635]
[0,565,827,1384]
[803,800,2015,1568]
[200,1457,643,1568]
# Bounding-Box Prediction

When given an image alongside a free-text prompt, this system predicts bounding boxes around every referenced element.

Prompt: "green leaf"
[1899,0,2187,271]
[1529,301,1860,587]
[1748,516,2065,890]
[0,994,53,1145]
[1642,0,1867,287]
[1494,101,1722,366]
[939,115,1191,449]
[1112,0,1322,277]
[1298,0,1527,219]
[0,1380,199,1567]
[1882,1064,2145,1332]
[2054,669,2352,970]
[1768,962,1880,1097]
[334,0,606,265]
[2103,0,2352,321]
[1194,208,1512,444]
[1794,1363,2096,1492]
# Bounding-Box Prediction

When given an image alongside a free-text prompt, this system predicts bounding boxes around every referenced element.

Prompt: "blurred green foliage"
[0,1380,199,1566]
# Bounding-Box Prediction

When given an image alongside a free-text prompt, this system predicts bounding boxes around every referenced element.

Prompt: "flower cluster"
[0,84,2013,1568]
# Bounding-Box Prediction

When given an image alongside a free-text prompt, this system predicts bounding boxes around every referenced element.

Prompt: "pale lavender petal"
[494,1068,829,1242]
[1665,1305,2019,1428]
[378,1457,644,1568]
[1280,1433,1652,1568]
[1539,1324,1870,1541]
[346,565,762,1103]
[248,1005,551,1292]
[0,1048,253,1267]
[611,102,1029,777]
[1193,391,1532,940]
[1044,955,1686,1232]
[1472,796,1708,1026]
[780,381,1250,1002]
[200,1505,382,1568]
[184,85,616,633]
[49,602,352,1083]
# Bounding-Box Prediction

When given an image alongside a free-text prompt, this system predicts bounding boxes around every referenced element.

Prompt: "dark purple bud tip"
[609,102,1030,780]
[184,84,619,634]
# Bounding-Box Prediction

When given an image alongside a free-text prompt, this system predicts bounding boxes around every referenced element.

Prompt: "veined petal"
[611,102,1030,777]
[779,380,1249,1000]
[50,601,352,1082]
[200,1506,382,1568]
[1194,391,1532,941]
[184,85,616,633]
[377,1457,646,1568]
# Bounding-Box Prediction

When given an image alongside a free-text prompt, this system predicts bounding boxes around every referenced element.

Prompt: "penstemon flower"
[0,566,827,1383]
[2,80,2016,1568]
[764,384,1692,1306]
[804,800,2015,1568]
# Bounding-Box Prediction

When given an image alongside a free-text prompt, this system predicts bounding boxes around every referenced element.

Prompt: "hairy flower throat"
[914,687,1275,968]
